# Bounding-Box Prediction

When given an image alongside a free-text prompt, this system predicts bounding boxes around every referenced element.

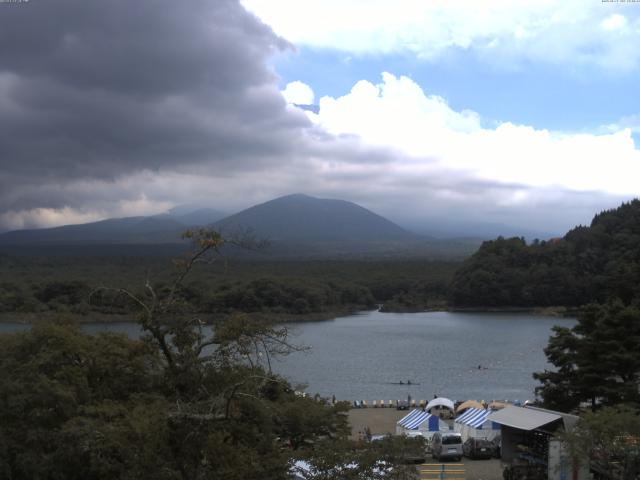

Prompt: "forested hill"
[449,199,640,308]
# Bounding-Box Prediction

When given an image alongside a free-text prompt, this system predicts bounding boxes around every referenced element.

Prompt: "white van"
[431,432,463,461]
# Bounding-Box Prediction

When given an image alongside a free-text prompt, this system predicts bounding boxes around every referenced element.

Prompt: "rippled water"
[0,310,575,403]
[273,310,575,403]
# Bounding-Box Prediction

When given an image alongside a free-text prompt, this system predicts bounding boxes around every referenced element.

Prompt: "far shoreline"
[0,304,579,324]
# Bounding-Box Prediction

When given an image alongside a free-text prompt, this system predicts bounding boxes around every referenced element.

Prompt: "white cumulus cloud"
[305,73,640,196]
[281,80,315,105]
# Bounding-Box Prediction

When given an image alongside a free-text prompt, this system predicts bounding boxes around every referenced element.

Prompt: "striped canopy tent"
[395,409,449,438]
[453,408,501,442]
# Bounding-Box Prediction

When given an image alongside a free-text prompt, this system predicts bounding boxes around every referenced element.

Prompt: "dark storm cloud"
[0,0,306,205]
[0,0,285,94]
[0,0,632,235]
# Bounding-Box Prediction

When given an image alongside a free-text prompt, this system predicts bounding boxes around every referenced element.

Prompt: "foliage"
[0,322,169,480]
[0,229,419,479]
[297,436,423,480]
[534,301,640,412]
[0,254,458,318]
[561,406,640,480]
[449,199,640,307]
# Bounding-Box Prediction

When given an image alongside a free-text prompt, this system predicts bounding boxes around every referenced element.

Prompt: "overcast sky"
[0,0,638,235]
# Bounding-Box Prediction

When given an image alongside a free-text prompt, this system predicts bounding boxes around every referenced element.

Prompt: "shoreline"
[0,307,365,325]
[0,304,578,324]
[381,304,579,317]
[446,305,579,317]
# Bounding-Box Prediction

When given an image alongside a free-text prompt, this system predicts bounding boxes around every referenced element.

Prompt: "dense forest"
[0,232,426,479]
[449,199,640,308]
[0,255,456,321]
[3,200,640,319]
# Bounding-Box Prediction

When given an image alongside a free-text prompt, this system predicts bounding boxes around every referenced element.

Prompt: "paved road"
[419,458,502,480]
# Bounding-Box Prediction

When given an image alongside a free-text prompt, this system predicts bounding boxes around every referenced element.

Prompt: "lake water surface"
[0,310,575,403]
[273,310,575,403]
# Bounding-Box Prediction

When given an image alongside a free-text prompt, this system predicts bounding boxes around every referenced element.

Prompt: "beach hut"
[454,407,500,442]
[395,409,450,439]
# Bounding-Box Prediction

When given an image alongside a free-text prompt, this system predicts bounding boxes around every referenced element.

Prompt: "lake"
[273,310,575,403]
[0,310,575,403]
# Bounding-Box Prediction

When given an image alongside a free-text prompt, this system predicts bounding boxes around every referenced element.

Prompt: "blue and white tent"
[454,408,500,441]
[395,409,450,438]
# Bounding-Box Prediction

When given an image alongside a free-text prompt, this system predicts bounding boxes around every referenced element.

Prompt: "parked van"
[431,432,463,461]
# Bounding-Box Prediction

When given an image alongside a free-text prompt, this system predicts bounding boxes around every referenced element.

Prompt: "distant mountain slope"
[405,219,557,241]
[171,208,225,227]
[0,216,184,245]
[213,194,418,243]
[449,199,640,307]
[0,195,479,259]
[0,208,225,245]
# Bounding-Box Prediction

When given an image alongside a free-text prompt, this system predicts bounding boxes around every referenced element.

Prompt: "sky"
[0,0,639,236]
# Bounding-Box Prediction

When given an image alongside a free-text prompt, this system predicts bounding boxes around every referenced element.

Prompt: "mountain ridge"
[0,208,224,245]
[0,194,480,258]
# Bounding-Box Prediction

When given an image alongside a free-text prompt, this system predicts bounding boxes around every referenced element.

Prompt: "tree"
[0,322,168,480]
[296,436,422,480]
[534,301,640,412]
[561,406,640,480]
[0,229,412,479]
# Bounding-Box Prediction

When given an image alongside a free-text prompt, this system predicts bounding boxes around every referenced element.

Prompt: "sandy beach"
[348,407,409,439]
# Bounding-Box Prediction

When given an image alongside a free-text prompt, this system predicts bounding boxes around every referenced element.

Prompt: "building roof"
[487,405,562,431]
[525,406,580,431]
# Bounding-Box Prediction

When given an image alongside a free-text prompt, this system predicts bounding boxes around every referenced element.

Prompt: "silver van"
[431,432,463,461]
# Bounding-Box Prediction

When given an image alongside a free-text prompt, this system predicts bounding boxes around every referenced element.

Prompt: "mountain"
[0,207,225,246]
[162,207,225,227]
[213,194,418,244]
[0,194,479,258]
[0,195,417,248]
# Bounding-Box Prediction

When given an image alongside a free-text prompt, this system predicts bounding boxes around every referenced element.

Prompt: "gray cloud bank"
[0,0,305,211]
[0,0,631,235]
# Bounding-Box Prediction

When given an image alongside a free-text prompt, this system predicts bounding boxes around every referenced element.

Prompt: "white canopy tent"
[454,408,501,442]
[425,397,455,414]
